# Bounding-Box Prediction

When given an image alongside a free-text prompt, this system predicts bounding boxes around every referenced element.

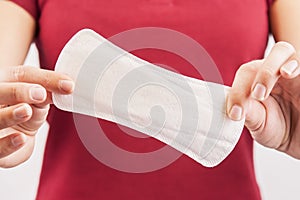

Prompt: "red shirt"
[11,0,272,199]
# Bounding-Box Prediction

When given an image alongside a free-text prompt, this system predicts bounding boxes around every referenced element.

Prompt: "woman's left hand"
[227,41,300,158]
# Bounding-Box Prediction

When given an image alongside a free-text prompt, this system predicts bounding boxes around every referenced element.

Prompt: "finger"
[34,91,53,107]
[0,135,34,168]
[0,83,47,105]
[251,42,296,101]
[0,104,32,130]
[0,66,74,94]
[0,133,27,159]
[15,104,49,136]
[250,97,286,149]
[280,51,300,79]
[26,91,53,108]
[227,60,261,121]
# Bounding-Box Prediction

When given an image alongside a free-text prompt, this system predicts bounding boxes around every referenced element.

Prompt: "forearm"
[270,0,300,50]
[0,1,36,67]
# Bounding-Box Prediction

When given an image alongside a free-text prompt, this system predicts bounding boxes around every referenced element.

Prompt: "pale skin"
[0,0,299,168]
[0,1,74,167]
[227,0,300,159]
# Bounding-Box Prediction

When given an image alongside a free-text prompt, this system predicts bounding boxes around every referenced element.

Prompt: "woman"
[0,0,299,199]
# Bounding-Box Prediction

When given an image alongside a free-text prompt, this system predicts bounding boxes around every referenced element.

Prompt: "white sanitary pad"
[53,29,245,167]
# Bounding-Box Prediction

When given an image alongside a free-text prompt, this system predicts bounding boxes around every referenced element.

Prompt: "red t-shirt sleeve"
[9,0,39,20]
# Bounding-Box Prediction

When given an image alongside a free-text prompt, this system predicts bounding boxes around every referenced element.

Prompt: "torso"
[34,0,269,199]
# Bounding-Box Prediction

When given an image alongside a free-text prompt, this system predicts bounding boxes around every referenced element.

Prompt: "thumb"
[0,133,27,159]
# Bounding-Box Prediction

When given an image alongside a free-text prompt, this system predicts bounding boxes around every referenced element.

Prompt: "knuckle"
[0,159,8,168]
[237,63,248,72]
[0,144,10,159]
[11,66,26,82]
[237,60,261,75]
[275,41,295,54]
[42,72,52,89]
[260,67,276,80]
[0,112,12,130]
[0,150,6,159]
[229,90,243,102]
[9,86,20,102]
[236,64,249,75]
[28,108,48,127]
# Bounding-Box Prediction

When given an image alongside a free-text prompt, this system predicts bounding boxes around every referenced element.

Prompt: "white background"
[0,38,300,200]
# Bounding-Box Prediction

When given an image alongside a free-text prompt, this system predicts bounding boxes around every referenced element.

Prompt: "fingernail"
[229,105,243,121]
[30,86,46,101]
[11,134,26,147]
[13,104,32,119]
[282,60,298,75]
[252,83,266,101]
[59,80,74,92]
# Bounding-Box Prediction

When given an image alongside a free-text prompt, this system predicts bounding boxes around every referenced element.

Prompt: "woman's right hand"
[0,66,74,168]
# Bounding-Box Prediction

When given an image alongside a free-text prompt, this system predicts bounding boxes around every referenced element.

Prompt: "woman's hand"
[0,66,74,168]
[227,41,300,159]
